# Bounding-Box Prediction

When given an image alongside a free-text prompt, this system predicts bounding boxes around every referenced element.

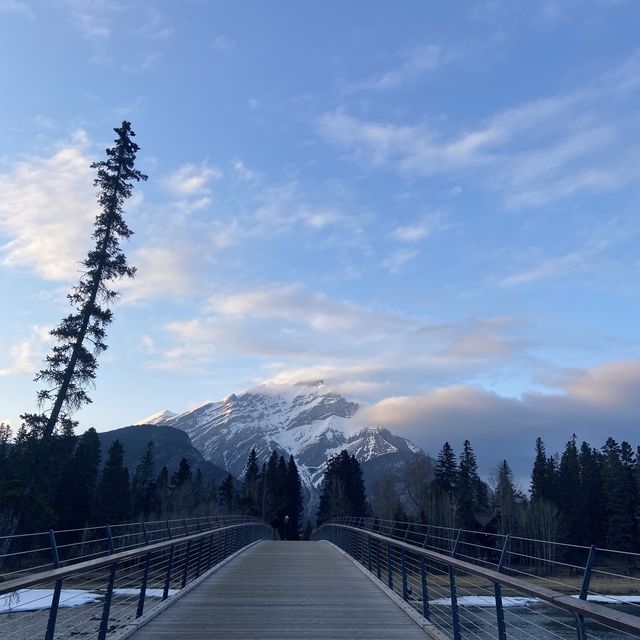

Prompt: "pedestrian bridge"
[2,516,640,639]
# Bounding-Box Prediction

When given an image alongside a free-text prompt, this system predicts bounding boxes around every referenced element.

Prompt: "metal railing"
[314,517,640,640]
[0,516,272,640]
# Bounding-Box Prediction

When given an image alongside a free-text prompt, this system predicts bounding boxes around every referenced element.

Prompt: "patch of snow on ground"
[0,589,101,613]
[113,588,177,598]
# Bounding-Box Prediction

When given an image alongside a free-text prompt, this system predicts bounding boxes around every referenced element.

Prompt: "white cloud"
[0,326,51,377]
[381,249,418,272]
[121,245,198,304]
[232,158,256,181]
[317,50,640,207]
[353,44,450,91]
[162,163,221,197]
[63,0,114,40]
[150,284,527,394]
[358,359,640,477]
[391,213,445,242]
[123,52,162,73]
[0,138,96,280]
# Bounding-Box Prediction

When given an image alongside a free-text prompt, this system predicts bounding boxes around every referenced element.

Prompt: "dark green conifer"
[95,439,130,525]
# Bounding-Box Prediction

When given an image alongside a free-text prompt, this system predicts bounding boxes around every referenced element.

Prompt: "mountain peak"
[135,409,177,425]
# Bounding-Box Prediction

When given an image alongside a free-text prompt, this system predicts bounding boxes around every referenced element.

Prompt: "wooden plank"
[130,541,431,639]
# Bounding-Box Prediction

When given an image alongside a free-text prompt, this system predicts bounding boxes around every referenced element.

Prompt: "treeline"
[0,424,303,539]
[370,435,640,551]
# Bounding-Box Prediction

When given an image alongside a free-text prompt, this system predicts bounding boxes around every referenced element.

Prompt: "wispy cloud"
[162,162,221,197]
[390,213,446,242]
[0,326,51,377]
[149,283,528,394]
[351,44,451,92]
[318,50,640,208]
[0,0,33,17]
[0,134,96,280]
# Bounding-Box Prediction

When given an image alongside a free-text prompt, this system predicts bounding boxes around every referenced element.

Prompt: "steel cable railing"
[314,517,640,640]
[0,517,272,640]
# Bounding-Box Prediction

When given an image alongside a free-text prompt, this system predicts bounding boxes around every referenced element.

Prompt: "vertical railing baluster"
[181,520,191,589]
[98,526,117,640]
[449,529,462,640]
[376,539,382,580]
[163,521,174,601]
[44,530,62,640]
[401,549,408,601]
[136,522,151,619]
[367,536,372,572]
[576,545,597,640]
[421,525,431,620]
[387,543,393,589]
[494,534,511,640]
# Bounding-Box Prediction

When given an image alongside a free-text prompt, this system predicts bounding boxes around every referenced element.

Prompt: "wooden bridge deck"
[129,540,430,639]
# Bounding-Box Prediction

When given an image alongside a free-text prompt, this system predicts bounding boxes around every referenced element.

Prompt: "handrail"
[0,522,259,596]
[317,522,640,637]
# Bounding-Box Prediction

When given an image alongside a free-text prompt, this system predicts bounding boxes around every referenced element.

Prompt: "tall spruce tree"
[22,122,147,443]
[456,440,480,529]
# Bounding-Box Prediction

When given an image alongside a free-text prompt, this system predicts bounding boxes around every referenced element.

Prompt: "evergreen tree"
[218,474,235,514]
[530,437,557,502]
[132,441,157,517]
[557,435,581,544]
[456,440,480,529]
[22,122,147,443]
[490,460,522,535]
[316,450,368,524]
[285,455,304,540]
[432,442,457,495]
[54,428,101,530]
[95,439,130,524]
[601,438,636,550]
[171,457,193,489]
[242,448,260,516]
[578,441,604,546]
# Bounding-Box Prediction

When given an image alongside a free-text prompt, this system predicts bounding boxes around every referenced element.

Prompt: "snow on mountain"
[140,381,422,498]
[135,409,177,425]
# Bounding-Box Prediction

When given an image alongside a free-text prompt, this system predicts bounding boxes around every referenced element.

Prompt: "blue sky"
[2,0,640,476]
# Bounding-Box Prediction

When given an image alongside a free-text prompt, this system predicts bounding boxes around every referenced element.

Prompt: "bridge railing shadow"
[314,517,640,640]
[0,517,272,640]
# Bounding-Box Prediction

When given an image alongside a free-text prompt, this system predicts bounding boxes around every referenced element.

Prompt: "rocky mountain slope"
[137,381,422,499]
[98,424,230,485]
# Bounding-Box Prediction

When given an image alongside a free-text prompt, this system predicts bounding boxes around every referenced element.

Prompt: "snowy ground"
[426,594,640,608]
[0,587,177,614]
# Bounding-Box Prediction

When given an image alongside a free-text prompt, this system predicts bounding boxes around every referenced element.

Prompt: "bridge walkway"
[129,540,430,639]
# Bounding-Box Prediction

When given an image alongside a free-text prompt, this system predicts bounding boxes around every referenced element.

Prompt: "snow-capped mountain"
[137,380,422,497]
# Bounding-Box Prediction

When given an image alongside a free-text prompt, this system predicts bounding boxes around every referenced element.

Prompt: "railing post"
[494,534,511,640]
[376,539,382,580]
[181,519,191,589]
[136,522,151,619]
[207,532,214,570]
[421,525,431,621]
[98,526,117,640]
[163,521,174,601]
[44,530,62,640]
[401,549,408,601]
[367,536,372,572]
[387,543,393,589]
[195,536,204,578]
[576,545,597,640]
[448,529,462,640]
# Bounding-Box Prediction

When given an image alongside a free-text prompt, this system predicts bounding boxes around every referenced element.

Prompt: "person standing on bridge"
[271,516,280,540]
